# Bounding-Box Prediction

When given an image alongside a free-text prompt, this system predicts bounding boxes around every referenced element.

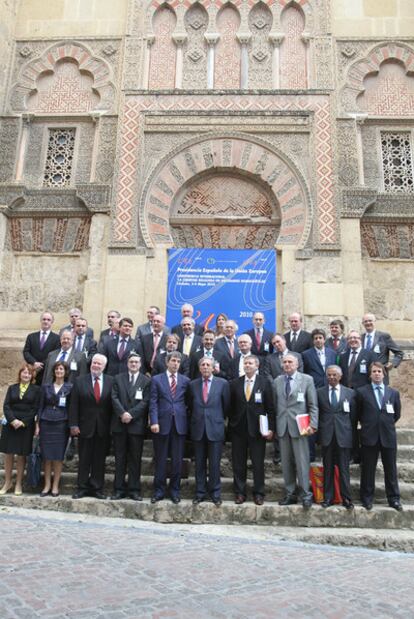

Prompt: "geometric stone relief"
[381,131,414,194]
[149,6,177,89]
[248,2,273,89]
[336,120,359,187]
[171,224,279,249]
[8,216,91,253]
[361,125,381,190]
[43,129,76,187]
[357,60,414,117]
[361,222,414,259]
[312,36,333,90]
[280,4,307,89]
[0,118,20,183]
[95,117,118,184]
[215,5,241,89]
[183,3,208,90]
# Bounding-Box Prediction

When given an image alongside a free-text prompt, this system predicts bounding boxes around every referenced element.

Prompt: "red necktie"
[255,330,261,349]
[94,377,101,403]
[333,338,339,350]
[170,374,177,399]
[202,379,209,403]
[151,333,160,368]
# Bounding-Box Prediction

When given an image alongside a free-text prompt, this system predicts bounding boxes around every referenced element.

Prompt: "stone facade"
[0,0,412,342]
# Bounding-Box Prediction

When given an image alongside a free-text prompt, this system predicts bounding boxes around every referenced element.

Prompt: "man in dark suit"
[303,329,337,389]
[111,353,151,501]
[356,362,402,511]
[361,313,403,384]
[99,309,120,345]
[317,365,356,509]
[229,355,274,505]
[326,319,347,359]
[213,319,240,361]
[177,317,203,357]
[228,333,256,380]
[244,311,273,362]
[141,314,169,374]
[172,303,204,338]
[135,305,171,342]
[23,311,61,384]
[73,317,98,360]
[152,333,190,376]
[42,330,88,385]
[283,312,313,354]
[189,330,229,380]
[149,351,190,503]
[60,307,94,338]
[262,333,303,379]
[69,353,113,499]
[187,356,230,506]
[102,317,142,376]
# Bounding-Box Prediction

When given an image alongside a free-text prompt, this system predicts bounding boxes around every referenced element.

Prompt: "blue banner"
[166,248,276,333]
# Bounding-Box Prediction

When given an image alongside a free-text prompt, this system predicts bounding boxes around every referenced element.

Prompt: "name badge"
[59,396,66,407]
[135,389,143,400]
[214,362,220,372]
[297,392,305,403]
[386,403,395,414]
[255,391,262,403]
[70,361,77,371]
[264,342,269,352]
[343,400,350,413]
[374,344,380,353]
[360,362,367,374]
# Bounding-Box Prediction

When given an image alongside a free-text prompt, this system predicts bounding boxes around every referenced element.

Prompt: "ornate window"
[43,128,76,187]
[381,131,414,194]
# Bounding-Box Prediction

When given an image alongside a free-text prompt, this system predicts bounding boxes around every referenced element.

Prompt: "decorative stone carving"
[0,118,19,183]
[215,5,241,89]
[380,131,414,194]
[313,36,332,90]
[43,129,76,187]
[248,2,272,89]
[0,185,110,215]
[122,37,143,91]
[336,120,359,187]
[95,117,118,184]
[9,216,91,253]
[171,224,279,249]
[341,188,377,218]
[357,61,414,116]
[183,3,208,90]
[280,4,307,89]
[361,223,414,259]
[149,6,177,89]
[361,125,381,190]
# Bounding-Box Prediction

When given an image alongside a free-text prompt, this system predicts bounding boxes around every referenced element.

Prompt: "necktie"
[228,339,234,358]
[366,334,372,350]
[183,336,191,356]
[333,338,339,350]
[285,375,291,397]
[151,333,160,368]
[129,374,135,386]
[245,380,252,401]
[76,336,82,353]
[202,379,209,403]
[255,329,261,349]
[331,387,338,406]
[40,331,47,350]
[94,377,100,403]
[118,338,126,360]
[375,385,383,408]
[170,374,177,399]
[291,333,297,350]
[59,350,67,362]
[348,350,357,386]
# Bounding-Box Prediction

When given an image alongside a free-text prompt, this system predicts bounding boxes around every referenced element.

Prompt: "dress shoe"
[72,490,89,499]
[321,500,333,508]
[171,496,181,504]
[129,492,142,501]
[51,492,60,498]
[192,496,205,505]
[14,488,23,496]
[389,501,403,512]
[273,457,281,465]
[342,499,354,511]
[94,491,107,500]
[362,502,373,511]
[253,495,264,506]
[40,490,51,497]
[110,491,126,500]
[212,497,222,507]
[302,498,313,510]
[279,496,297,506]
[151,495,163,504]
[234,494,245,505]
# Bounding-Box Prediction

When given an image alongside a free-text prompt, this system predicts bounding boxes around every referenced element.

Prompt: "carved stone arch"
[139,133,312,250]
[273,0,315,34]
[9,41,116,113]
[341,42,414,114]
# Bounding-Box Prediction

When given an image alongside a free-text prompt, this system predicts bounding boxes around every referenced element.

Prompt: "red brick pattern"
[280,5,307,89]
[215,5,241,89]
[149,6,177,90]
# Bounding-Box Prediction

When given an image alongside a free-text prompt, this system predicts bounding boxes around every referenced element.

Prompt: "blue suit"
[149,372,190,500]
[302,347,337,388]
[187,376,230,501]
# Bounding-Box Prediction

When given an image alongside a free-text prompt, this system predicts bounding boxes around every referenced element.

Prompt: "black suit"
[152,351,190,377]
[228,353,262,380]
[102,336,142,376]
[141,331,169,374]
[23,331,61,384]
[326,336,348,358]
[229,375,275,498]
[189,349,229,380]
[68,374,114,494]
[111,372,151,494]
[339,348,375,390]
[356,383,401,506]
[213,337,240,361]
[72,335,98,360]
[317,385,356,503]
[179,334,203,357]
[244,328,274,360]
[283,330,313,353]
[172,323,204,340]
[361,331,403,384]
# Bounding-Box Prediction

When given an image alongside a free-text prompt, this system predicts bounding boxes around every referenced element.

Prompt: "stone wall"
[332,0,414,37]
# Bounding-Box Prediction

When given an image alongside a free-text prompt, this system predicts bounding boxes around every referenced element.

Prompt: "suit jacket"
[244,328,274,359]
[141,331,169,373]
[111,372,151,435]
[228,353,262,380]
[172,323,204,340]
[283,330,313,353]
[272,372,318,439]
[60,324,94,339]
[213,337,240,361]
[361,331,403,369]
[72,335,98,359]
[179,334,203,357]
[317,385,356,448]
[102,336,142,376]
[149,372,190,435]
[38,382,72,422]
[23,331,61,382]
[42,348,89,385]
[302,347,337,388]
[152,351,190,377]
[135,322,171,342]
[3,383,40,424]
[356,384,401,449]
[229,374,275,439]
[189,348,229,380]
[339,348,375,389]
[99,328,118,345]
[325,336,348,356]
[187,376,230,442]
[68,374,114,439]
[262,351,303,379]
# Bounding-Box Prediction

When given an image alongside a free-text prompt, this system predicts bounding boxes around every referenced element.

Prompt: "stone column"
[173,34,187,89]
[15,113,33,182]
[205,33,219,89]
[269,34,284,89]
[301,32,311,88]
[143,35,155,89]
[88,112,102,183]
[82,213,111,332]
[340,219,365,321]
[237,33,251,89]
[349,113,368,185]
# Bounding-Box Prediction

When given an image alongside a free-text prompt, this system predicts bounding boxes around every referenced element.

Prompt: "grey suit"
[361,331,403,384]
[42,348,89,385]
[273,372,318,501]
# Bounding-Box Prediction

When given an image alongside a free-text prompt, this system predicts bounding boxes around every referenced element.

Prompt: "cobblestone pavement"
[1,508,414,619]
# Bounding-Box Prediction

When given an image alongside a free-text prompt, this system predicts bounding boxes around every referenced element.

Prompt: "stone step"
[395,428,414,445]
[0,494,412,530]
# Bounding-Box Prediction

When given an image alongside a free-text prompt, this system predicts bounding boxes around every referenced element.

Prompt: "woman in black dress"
[0,364,40,495]
[37,361,72,497]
